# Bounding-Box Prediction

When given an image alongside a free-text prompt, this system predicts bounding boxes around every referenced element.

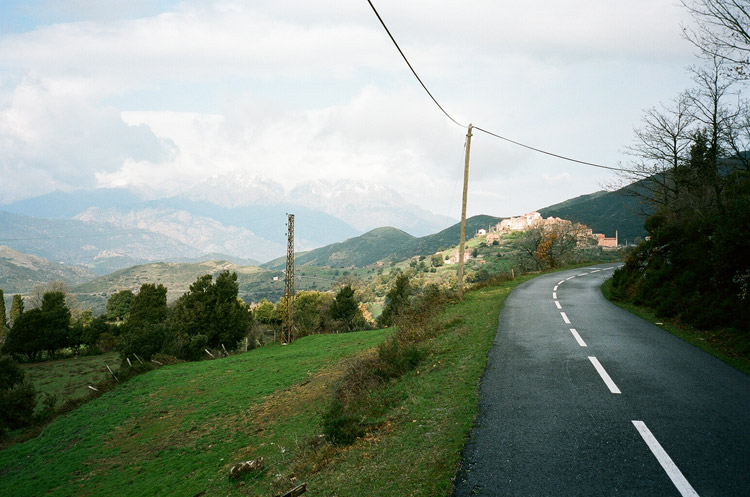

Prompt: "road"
[452,264,750,496]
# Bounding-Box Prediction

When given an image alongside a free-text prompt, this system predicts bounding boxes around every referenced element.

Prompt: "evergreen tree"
[39,292,71,359]
[129,284,168,327]
[106,290,134,321]
[119,283,168,361]
[330,285,360,332]
[3,309,45,362]
[378,273,411,327]
[0,355,37,437]
[170,272,249,360]
[0,288,6,330]
[9,295,23,328]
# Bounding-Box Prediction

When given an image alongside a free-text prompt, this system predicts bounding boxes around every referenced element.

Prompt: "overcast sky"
[0,0,700,219]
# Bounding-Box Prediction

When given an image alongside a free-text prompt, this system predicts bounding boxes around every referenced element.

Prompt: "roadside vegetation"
[0,268,535,496]
[605,0,750,370]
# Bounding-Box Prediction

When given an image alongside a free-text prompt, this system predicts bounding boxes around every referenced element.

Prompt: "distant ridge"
[0,246,96,294]
[538,188,648,242]
[262,215,503,269]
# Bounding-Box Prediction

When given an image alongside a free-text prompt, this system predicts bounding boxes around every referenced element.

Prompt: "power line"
[365,0,466,128]
[365,0,629,173]
[472,126,629,172]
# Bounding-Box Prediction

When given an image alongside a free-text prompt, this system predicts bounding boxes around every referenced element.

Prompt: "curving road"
[453,264,750,496]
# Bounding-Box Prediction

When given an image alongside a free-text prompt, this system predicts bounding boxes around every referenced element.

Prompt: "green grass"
[601,280,750,376]
[0,273,533,496]
[298,274,536,496]
[0,329,387,497]
[20,352,120,410]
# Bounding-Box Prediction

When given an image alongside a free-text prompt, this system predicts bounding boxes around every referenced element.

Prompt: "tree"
[430,254,444,268]
[330,285,360,332]
[378,273,411,327]
[293,291,334,336]
[129,284,168,327]
[106,290,134,321]
[28,281,77,314]
[119,284,168,361]
[9,295,23,328]
[3,309,45,362]
[681,0,750,75]
[0,355,37,438]
[0,288,6,331]
[518,223,587,271]
[39,292,71,359]
[69,309,93,354]
[618,95,695,209]
[254,298,282,326]
[82,316,111,350]
[169,272,250,360]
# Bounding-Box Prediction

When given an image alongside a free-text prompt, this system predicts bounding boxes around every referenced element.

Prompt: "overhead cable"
[365,0,467,128]
[365,0,629,173]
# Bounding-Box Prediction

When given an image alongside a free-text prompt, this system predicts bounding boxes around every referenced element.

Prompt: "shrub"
[322,398,364,446]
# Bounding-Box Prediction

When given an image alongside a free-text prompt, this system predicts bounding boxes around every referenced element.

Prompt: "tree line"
[610,0,750,332]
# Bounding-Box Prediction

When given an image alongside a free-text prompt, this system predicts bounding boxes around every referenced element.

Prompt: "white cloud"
[0,0,702,217]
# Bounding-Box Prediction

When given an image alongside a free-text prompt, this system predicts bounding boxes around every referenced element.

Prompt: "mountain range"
[0,178,649,309]
[0,177,454,273]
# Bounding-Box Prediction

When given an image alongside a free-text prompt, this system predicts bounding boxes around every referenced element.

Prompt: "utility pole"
[457,124,473,299]
[282,213,295,344]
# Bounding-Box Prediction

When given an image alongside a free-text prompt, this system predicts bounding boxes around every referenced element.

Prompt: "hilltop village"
[478,211,618,248]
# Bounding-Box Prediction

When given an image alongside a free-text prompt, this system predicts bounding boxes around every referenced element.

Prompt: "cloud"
[0,76,175,202]
[0,0,700,217]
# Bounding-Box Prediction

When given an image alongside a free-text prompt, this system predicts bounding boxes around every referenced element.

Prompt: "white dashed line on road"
[588,356,621,394]
[555,300,562,309]
[560,312,571,324]
[566,276,575,280]
[632,421,700,497]
[569,328,587,347]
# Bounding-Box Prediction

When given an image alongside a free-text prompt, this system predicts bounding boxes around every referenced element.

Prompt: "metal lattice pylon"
[282,213,295,344]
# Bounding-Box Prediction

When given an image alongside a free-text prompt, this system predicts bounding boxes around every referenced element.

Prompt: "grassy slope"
[263,227,417,270]
[20,352,121,410]
[0,276,530,496]
[0,330,387,497]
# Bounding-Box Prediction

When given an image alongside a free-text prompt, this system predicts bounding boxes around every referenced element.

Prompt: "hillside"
[263,226,416,269]
[263,216,503,270]
[538,188,649,243]
[393,214,503,261]
[0,246,96,294]
[0,210,201,274]
[0,280,520,497]
[72,260,280,313]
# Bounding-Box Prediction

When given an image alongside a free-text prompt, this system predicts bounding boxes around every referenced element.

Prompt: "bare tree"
[684,54,742,212]
[681,0,750,76]
[619,95,695,209]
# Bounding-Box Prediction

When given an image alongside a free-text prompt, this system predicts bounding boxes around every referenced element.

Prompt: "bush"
[374,340,426,381]
[322,398,365,446]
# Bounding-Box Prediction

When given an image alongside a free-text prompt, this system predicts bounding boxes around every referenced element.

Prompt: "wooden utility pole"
[282,213,295,344]
[457,124,473,298]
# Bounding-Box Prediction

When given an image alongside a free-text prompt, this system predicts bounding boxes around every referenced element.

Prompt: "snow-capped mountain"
[289,180,453,236]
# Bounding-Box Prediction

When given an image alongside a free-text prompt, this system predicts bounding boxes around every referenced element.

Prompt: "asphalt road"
[453,264,750,496]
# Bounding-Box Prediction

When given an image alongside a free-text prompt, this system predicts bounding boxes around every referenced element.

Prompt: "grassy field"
[0,275,531,496]
[601,280,750,376]
[20,352,120,410]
